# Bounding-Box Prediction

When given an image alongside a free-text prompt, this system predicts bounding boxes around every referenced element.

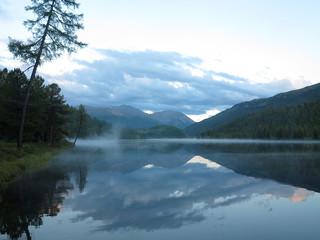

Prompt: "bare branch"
[23,65,35,73]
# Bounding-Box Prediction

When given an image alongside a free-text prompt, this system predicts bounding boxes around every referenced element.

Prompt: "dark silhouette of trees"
[120,125,188,139]
[0,69,70,145]
[72,104,87,147]
[64,105,112,143]
[46,83,72,146]
[8,0,87,148]
[0,69,28,142]
[0,164,74,239]
[0,68,112,145]
[200,99,320,139]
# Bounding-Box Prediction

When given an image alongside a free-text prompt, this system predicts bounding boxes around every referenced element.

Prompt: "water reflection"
[190,143,320,192]
[1,140,320,239]
[0,167,74,239]
[65,157,314,232]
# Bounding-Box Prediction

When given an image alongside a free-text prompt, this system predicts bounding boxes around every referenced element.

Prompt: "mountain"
[200,99,320,139]
[185,83,320,136]
[151,110,194,129]
[84,105,194,129]
[84,105,159,129]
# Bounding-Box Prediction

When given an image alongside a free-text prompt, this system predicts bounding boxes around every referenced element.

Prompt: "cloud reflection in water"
[60,150,313,232]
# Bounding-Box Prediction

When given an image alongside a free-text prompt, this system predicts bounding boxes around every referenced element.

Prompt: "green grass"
[0,141,71,190]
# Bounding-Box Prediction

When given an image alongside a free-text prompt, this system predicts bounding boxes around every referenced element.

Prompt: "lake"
[1,139,320,240]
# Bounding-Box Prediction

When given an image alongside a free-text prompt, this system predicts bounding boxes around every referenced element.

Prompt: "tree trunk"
[72,126,81,147]
[17,0,56,148]
[49,124,54,146]
[17,66,38,148]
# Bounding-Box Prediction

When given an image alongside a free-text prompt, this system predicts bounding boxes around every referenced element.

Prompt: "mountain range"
[84,105,194,129]
[84,82,320,136]
[184,82,320,136]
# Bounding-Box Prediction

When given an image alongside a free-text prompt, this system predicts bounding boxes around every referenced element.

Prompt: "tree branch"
[23,65,35,73]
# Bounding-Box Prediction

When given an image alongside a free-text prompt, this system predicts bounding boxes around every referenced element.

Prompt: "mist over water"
[1,139,320,240]
[75,137,320,147]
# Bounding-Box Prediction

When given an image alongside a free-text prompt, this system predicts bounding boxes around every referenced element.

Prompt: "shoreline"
[0,141,72,194]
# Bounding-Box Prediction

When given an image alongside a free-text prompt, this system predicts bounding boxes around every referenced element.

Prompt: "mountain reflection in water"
[1,139,320,240]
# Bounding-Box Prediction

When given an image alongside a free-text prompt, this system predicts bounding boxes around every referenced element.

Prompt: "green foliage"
[0,67,112,145]
[0,141,71,189]
[120,125,189,139]
[8,0,87,148]
[46,83,73,145]
[0,69,28,141]
[8,0,86,65]
[200,99,320,139]
[198,143,320,192]
[186,82,320,136]
[0,68,72,145]
[75,104,88,138]
[64,105,112,139]
[0,143,76,239]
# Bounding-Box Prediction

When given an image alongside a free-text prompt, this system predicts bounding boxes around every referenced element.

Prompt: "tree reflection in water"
[0,156,88,239]
[0,140,320,239]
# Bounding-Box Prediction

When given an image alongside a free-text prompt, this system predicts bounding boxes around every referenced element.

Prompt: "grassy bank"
[0,141,71,191]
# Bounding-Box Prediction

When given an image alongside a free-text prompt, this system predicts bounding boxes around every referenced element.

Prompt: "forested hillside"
[185,83,320,136]
[64,105,112,139]
[120,125,189,139]
[200,99,320,139]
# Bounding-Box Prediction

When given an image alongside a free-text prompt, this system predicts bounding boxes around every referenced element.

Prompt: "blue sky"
[1,0,320,121]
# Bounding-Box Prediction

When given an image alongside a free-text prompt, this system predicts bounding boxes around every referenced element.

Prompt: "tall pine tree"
[46,83,71,146]
[8,0,87,148]
[0,69,28,142]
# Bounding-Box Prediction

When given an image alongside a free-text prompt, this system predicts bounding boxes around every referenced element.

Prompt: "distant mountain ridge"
[84,105,194,129]
[184,82,320,136]
[152,110,193,129]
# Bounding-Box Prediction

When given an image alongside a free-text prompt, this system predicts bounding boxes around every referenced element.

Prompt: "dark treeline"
[0,68,70,145]
[121,125,189,139]
[0,68,111,146]
[65,105,112,139]
[200,99,320,139]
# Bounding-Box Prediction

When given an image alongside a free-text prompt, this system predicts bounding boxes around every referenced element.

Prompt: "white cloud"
[47,78,92,95]
[0,44,305,120]
[143,110,153,114]
[143,164,155,169]
[188,109,221,122]
[74,48,107,63]
[168,81,184,89]
[0,41,11,58]
[39,58,86,77]
[38,48,109,77]
[169,190,185,198]
[50,50,301,118]
[1,0,320,92]
[0,41,22,69]
[186,156,222,169]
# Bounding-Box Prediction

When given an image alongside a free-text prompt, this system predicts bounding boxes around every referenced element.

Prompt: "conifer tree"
[72,104,87,147]
[46,83,71,146]
[0,69,28,142]
[8,0,87,148]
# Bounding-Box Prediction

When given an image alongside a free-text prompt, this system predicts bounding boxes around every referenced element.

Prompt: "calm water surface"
[1,139,320,240]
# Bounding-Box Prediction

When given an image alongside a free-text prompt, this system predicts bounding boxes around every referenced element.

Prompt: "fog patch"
[74,138,120,148]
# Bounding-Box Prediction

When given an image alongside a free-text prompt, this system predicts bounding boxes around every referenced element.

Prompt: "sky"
[1,0,320,121]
